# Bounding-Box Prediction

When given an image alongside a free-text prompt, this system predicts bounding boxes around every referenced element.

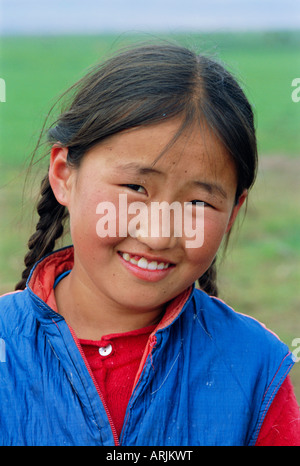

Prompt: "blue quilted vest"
[0,248,295,445]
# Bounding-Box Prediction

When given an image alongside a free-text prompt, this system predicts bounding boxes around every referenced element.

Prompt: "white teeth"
[121,252,170,270]
[130,258,138,265]
[148,261,158,270]
[137,257,148,269]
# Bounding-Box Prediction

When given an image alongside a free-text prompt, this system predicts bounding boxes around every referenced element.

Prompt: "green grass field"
[0,31,300,399]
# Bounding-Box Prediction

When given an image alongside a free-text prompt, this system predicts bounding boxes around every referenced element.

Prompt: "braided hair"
[16,43,257,295]
[15,174,68,290]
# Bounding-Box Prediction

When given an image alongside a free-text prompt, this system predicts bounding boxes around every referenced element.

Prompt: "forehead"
[98,118,233,175]
[80,118,238,201]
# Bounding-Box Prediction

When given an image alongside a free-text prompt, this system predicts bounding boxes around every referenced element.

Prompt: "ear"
[225,189,248,233]
[48,145,74,207]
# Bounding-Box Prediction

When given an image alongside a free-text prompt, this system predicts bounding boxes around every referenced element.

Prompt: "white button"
[99,344,112,357]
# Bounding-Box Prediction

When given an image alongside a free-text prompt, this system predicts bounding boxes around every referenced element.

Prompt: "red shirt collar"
[28,246,193,331]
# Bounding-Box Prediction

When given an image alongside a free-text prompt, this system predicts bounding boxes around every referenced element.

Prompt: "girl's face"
[51,119,246,317]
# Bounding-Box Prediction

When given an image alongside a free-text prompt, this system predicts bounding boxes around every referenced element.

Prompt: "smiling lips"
[119,251,173,272]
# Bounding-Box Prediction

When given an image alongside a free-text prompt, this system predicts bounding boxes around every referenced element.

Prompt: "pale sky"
[1,0,299,35]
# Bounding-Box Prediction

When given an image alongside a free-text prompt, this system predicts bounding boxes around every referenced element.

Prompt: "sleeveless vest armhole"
[249,351,296,445]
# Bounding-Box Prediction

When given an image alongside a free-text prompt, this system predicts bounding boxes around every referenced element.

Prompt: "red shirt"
[79,327,300,445]
[48,265,299,444]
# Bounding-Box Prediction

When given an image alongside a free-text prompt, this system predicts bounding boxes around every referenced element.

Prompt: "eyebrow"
[192,180,228,199]
[115,162,228,199]
[114,162,163,176]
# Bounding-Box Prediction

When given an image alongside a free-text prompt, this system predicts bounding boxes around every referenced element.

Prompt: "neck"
[54,267,164,340]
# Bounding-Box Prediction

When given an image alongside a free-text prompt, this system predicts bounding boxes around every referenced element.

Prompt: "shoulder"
[187,288,295,444]
[186,288,295,395]
[0,289,33,337]
[0,288,29,310]
[190,288,290,355]
[0,289,26,314]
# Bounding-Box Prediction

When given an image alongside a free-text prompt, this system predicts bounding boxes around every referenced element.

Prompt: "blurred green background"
[0,31,299,399]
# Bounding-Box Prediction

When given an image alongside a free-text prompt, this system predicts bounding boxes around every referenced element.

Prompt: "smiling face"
[50,118,246,328]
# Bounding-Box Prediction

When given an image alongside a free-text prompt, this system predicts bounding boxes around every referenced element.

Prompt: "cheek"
[69,187,121,248]
[204,209,232,241]
[183,214,229,270]
[70,189,131,257]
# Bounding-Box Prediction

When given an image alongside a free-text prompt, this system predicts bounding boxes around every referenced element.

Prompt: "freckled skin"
[50,119,246,338]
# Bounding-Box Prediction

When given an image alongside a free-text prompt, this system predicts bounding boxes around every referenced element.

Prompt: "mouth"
[118,251,175,272]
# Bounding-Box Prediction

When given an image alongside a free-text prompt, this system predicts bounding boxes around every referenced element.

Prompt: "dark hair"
[16,43,257,295]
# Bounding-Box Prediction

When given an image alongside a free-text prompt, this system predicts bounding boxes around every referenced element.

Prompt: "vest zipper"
[68,325,120,446]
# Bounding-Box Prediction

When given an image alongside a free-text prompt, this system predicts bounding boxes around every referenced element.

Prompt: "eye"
[189,200,212,208]
[190,200,202,205]
[123,184,147,194]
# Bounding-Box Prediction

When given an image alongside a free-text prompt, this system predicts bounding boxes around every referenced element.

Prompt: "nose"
[135,230,179,250]
[131,201,181,250]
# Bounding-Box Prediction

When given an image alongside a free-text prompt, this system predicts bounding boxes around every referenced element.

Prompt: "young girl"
[0,43,299,446]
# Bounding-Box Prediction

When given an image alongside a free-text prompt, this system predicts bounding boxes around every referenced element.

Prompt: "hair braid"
[197,257,218,297]
[15,174,67,290]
